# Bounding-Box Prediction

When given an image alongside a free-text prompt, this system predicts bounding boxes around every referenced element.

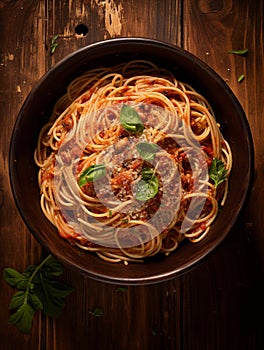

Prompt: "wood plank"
[183,1,264,349]
[0,2,46,349]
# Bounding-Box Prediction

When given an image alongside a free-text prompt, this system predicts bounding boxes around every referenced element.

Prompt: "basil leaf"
[89,308,104,317]
[137,142,159,161]
[135,168,159,201]
[116,286,128,292]
[29,293,43,311]
[4,268,28,290]
[78,164,106,187]
[50,34,59,55]
[41,255,64,277]
[4,254,73,334]
[23,265,36,278]
[120,105,144,134]
[135,177,159,201]
[51,34,59,43]
[238,74,245,83]
[9,304,35,334]
[141,167,155,180]
[9,291,26,310]
[35,280,73,318]
[228,49,248,55]
[209,158,227,188]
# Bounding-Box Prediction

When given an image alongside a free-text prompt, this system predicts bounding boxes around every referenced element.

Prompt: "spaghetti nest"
[34,60,232,264]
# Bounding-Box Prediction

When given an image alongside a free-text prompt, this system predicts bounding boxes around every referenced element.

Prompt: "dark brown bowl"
[9,38,253,285]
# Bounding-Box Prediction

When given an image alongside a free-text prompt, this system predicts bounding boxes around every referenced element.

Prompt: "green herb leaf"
[237,74,245,83]
[141,167,155,181]
[228,49,248,55]
[51,34,59,43]
[4,268,27,289]
[29,293,43,311]
[4,254,73,334]
[9,304,35,334]
[135,168,159,201]
[9,291,26,310]
[120,105,144,134]
[23,265,36,278]
[209,158,227,188]
[152,329,158,336]
[41,255,64,277]
[89,308,104,317]
[116,286,128,292]
[35,280,73,317]
[78,164,106,187]
[50,34,59,55]
[50,42,59,54]
[136,142,159,161]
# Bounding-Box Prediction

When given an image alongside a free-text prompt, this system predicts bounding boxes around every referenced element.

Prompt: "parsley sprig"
[4,254,73,333]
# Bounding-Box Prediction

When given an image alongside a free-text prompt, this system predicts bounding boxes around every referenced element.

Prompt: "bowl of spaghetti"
[9,38,253,284]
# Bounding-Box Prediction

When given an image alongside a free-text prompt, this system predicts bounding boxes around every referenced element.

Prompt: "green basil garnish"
[120,105,144,134]
[78,164,106,187]
[209,158,227,188]
[237,74,245,83]
[228,49,248,55]
[141,167,156,181]
[135,167,159,201]
[136,142,159,161]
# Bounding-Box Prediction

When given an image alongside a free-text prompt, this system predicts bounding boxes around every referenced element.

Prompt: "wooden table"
[0,1,263,349]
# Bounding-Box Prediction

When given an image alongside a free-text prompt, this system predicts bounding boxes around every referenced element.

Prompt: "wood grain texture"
[183,2,264,350]
[0,1,263,349]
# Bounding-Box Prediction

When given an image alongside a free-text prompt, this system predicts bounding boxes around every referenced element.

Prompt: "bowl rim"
[9,37,254,285]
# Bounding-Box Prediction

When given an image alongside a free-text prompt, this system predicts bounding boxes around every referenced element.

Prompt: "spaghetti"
[34,60,232,263]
